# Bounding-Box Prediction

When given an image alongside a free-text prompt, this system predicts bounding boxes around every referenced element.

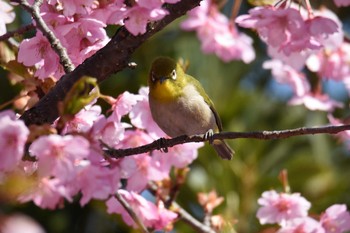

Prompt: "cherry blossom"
[0,0,15,36]
[18,32,63,80]
[128,87,166,138]
[0,111,29,172]
[0,214,45,233]
[106,190,177,229]
[124,6,167,35]
[29,134,90,181]
[306,42,350,82]
[236,6,338,56]
[63,104,102,133]
[48,0,96,16]
[256,190,311,226]
[19,177,72,209]
[277,217,325,233]
[116,130,168,192]
[74,160,121,206]
[320,204,350,233]
[289,93,343,112]
[333,0,350,7]
[90,116,126,148]
[181,0,255,63]
[263,59,310,97]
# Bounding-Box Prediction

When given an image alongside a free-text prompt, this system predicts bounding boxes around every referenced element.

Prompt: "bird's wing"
[187,74,223,132]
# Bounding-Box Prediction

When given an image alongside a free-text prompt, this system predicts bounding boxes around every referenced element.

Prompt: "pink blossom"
[124,6,167,35]
[106,190,177,229]
[19,177,72,209]
[91,116,126,148]
[138,0,178,9]
[0,0,15,36]
[116,130,168,191]
[18,32,63,80]
[63,104,102,133]
[289,93,343,112]
[48,0,96,16]
[128,87,165,138]
[306,43,350,82]
[0,111,29,172]
[182,0,255,63]
[54,16,109,65]
[277,217,325,233]
[29,134,90,181]
[152,141,202,173]
[256,190,311,226]
[328,115,350,143]
[0,214,45,233]
[91,0,127,25]
[73,160,121,206]
[320,204,350,233]
[267,46,311,70]
[333,0,350,7]
[236,6,338,56]
[263,59,310,97]
[110,91,143,122]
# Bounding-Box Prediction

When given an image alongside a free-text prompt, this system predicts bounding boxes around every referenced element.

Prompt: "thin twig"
[12,0,75,73]
[230,0,242,21]
[105,124,350,158]
[0,23,35,41]
[173,202,216,233]
[114,191,150,233]
[147,183,216,233]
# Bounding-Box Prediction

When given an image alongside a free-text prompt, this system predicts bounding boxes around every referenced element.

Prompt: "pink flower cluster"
[257,190,350,233]
[0,0,15,36]
[16,0,179,80]
[236,6,338,56]
[181,0,255,63]
[107,190,177,230]
[0,87,203,230]
[236,4,350,113]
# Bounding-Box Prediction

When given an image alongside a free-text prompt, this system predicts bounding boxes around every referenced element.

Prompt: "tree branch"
[20,0,202,126]
[0,23,35,41]
[12,0,75,73]
[105,124,350,158]
[114,191,150,233]
[173,202,216,233]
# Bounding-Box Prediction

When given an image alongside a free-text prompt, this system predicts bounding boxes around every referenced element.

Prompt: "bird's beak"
[159,76,168,84]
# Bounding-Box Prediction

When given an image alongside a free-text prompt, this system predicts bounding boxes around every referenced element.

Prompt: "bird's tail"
[212,139,234,160]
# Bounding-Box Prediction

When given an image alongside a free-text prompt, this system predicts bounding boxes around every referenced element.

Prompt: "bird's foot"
[156,137,169,153]
[203,129,214,144]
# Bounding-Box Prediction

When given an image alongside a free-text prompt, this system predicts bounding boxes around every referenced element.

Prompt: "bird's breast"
[149,84,217,137]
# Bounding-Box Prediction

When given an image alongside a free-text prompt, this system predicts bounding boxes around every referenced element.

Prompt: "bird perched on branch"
[148,57,234,160]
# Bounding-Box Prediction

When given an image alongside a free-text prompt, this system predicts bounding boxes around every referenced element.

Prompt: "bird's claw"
[203,129,214,144]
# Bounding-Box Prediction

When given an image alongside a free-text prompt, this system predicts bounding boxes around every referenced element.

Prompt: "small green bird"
[148,57,234,160]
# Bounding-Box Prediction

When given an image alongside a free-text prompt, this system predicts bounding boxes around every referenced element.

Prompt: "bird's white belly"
[149,85,217,137]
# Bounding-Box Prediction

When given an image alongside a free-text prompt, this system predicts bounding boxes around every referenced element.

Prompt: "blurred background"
[1,0,350,232]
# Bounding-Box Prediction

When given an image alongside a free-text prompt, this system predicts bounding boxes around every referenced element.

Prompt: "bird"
[148,56,234,160]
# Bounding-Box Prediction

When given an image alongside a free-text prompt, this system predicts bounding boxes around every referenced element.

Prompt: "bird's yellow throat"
[150,80,183,102]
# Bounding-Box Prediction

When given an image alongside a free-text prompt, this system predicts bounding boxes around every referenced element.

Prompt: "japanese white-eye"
[148,57,234,160]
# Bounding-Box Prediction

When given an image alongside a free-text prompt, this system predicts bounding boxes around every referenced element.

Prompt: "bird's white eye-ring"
[171,69,177,80]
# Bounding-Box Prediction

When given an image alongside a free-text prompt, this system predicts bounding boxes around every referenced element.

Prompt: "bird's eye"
[171,70,177,80]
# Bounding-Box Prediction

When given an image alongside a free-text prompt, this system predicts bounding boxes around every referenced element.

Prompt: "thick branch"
[20,0,201,126]
[105,124,350,158]
[13,0,75,73]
